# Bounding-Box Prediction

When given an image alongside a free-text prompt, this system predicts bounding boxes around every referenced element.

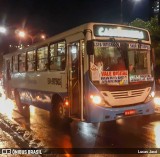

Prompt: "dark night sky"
[0,0,152,37]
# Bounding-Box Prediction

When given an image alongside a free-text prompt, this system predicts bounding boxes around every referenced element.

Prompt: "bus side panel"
[18,89,67,111]
[84,72,155,123]
[11,71,67,111]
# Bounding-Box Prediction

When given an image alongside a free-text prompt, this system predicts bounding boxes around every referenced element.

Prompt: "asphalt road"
[9,103,160,157]
[0,87,160,157]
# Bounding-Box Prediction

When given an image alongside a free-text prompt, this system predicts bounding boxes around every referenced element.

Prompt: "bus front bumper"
[87,100,155,123]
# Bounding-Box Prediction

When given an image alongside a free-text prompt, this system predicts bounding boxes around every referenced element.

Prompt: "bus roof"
[4,22,150,56]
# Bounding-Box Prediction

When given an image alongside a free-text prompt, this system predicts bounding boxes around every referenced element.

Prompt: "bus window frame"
[49,40,66,71]
[12,55,19,73]
[27,49,36,72]
[18,52,26,72]
[36,44,49,72]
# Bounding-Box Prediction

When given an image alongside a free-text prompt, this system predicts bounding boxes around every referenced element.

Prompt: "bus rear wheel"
[14,90,30,119]
[15,90,23,113]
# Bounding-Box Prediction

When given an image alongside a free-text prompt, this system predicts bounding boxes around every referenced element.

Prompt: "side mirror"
[86,40,94,55]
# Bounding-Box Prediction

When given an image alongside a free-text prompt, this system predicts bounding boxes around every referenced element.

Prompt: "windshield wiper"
[109,37,129,68]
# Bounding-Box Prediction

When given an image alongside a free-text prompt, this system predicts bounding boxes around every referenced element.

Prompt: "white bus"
[3,22,155,123]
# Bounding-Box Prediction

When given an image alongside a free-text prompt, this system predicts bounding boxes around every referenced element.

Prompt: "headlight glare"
[151,91,155,97]
[154,97,160,106]
[145,91,155,103]
[90,95,102,104]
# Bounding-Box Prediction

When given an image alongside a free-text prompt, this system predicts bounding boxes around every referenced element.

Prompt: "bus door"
[68,42,81,119]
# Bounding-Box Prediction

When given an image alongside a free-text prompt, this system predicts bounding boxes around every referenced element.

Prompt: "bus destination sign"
[94,25,149,40]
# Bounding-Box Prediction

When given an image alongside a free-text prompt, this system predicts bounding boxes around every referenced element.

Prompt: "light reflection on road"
[0,86,15,119]
[0,85,160,153]
[154,123,160,147]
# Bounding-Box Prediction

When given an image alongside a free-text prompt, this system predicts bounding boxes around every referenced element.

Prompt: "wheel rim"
[58,103,65,119]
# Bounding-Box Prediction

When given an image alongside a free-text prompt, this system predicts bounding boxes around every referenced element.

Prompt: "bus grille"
[111,89,145,99]
[101,87,151,106]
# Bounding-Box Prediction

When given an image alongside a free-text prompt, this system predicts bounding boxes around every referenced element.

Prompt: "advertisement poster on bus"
[90,63,128,85]
[129,74,154,82]
[100,70,128,85]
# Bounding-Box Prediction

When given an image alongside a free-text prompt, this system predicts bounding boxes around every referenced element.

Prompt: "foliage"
[130,18,149,30]
[130,17,160,42]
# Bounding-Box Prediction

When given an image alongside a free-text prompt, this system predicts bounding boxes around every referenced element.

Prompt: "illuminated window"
[12,55,18,72]
[19,53,26,72]
[37,46,48,71]
[27,50,36,71]
[49,41,66,71]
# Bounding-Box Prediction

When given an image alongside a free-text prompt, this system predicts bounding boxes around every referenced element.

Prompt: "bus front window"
[94,46,126,71]
[90,42,154,85]
[128,50,153,83]
[90,45,128,85]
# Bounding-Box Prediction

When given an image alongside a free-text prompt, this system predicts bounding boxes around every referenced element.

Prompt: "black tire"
[51,100,65,123]
[15,90,24,113]
[23,105,30,120]
[50,98,71,126]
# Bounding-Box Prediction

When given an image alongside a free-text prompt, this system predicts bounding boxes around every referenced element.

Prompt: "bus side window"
[27,50,36,72]
[49,41,66,71]
[37,46,48,71]
[6,60,11,80]
[12,55,18,72]
[19,53,26,72]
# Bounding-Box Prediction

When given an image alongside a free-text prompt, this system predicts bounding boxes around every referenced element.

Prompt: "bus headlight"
[145,91,155,103]
[90,95,102,104]
[90,94,111,107]
[154,97,160,106]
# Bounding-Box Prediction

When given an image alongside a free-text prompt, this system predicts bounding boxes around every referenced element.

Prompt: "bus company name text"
[47,78,62,85]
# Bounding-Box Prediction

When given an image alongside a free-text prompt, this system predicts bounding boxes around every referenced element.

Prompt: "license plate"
[124,109,136,116]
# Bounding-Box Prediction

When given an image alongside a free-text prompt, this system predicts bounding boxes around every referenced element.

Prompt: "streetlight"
[41,34,46,40]
[120,0,142,23]
[28,34,46,44]
[17,30,46,44]
[18,31,25,38]
[0,26,7,34]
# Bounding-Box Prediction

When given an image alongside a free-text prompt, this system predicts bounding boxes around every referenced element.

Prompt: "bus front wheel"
[15,90,24,114]
[50,99,65,124]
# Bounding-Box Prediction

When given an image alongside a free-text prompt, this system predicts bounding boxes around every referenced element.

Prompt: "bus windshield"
[90,41,154,85]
